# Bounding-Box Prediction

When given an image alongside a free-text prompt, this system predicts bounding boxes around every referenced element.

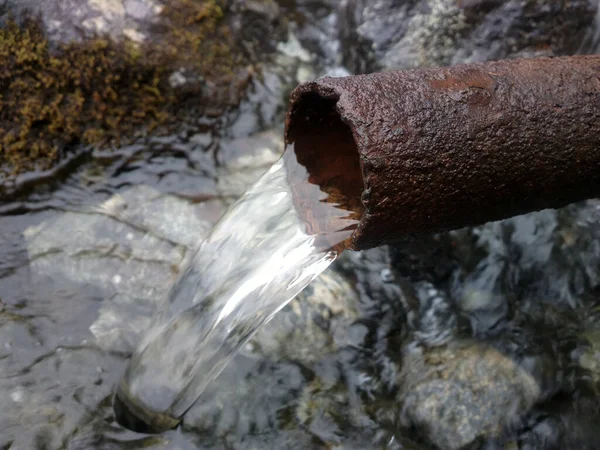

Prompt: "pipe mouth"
[285,90,364,249]
[113,383,181,434]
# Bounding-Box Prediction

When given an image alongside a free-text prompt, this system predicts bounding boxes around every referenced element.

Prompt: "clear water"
[118,144,360,420]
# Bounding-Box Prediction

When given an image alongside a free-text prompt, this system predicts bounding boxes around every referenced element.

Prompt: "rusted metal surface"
[285,55,600,250]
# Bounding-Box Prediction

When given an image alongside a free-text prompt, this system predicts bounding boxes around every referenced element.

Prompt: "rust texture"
[285,55,600,250]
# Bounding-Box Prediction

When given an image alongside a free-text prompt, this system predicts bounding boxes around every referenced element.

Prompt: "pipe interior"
[286,92,365,224]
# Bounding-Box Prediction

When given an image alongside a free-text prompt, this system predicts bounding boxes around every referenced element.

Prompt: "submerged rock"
[0,130,227,447]
[251,269,361,363]
[399,341,540,450]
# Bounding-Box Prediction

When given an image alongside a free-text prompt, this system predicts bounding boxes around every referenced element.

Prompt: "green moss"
[150,0,253,106]
[0,0,253,175]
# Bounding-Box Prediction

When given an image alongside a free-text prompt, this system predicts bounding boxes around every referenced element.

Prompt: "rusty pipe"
[285,55,600,250]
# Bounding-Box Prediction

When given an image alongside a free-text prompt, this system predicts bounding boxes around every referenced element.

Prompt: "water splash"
[117,144,360,424]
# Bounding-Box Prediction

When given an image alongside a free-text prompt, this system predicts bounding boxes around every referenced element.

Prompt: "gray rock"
[576,327,600,396]
[183,356,307,440]
[516,398,600,450]
[3,0,162,43]
[0,178,223,446]
[0,347,125,449]
[339,0,597,73]
[399,341,540,450]
[468,201,600,312]
[1,122,364,448]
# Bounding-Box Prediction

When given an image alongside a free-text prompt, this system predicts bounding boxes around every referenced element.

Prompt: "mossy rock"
[0,0,260,177]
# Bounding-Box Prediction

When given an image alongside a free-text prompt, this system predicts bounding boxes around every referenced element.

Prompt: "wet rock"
[454,262,512,338]
[579,5,600,53]
[24,185,196,300]
[0,141,225,447]
[399,341,540,450]
[389,233,462,285]
[332,249,412,421]
[228,0,288,61]
[276,0,347,75]
[0,124,310,446]
[384,202,600,449]
[339,0,597,73]
[292,350,427,449]
[575,326,600,396]
[397,202,600,347]
[295,375,373,447]
[0,348,125,449]
[0,174,224,445]
[337,248,408,321]
[251,1,356,109]
[496,297,592,399]
[388,240,461,346]
[79,185,224,352]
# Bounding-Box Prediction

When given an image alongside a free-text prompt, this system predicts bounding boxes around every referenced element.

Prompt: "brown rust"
[285,55,600,250]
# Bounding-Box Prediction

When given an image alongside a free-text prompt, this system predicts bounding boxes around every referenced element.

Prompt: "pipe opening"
[285,91,365,249]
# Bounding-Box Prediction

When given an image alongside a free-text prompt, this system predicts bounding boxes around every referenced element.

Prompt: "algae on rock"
[0,0,257,176]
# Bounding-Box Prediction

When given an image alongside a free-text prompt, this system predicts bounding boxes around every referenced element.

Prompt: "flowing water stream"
[115,141,364,431]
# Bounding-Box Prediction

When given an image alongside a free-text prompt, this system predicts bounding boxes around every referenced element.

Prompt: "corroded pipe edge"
[285,55,600,250]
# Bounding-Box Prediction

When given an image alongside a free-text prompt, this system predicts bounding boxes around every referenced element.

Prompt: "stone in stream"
[399,341,540,450]
[1,0,288,48]
[6,141,600,449]
[573,299,600,398]
[1,122,377,448]
[1,184,215,448]
[385,203,600,448]
[216,130,283,199]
